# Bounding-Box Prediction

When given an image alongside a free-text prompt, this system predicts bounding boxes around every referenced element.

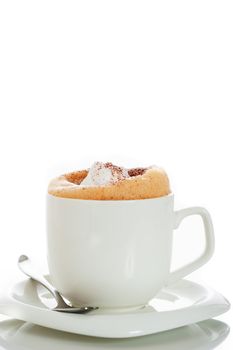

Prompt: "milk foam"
[80,162,129,186]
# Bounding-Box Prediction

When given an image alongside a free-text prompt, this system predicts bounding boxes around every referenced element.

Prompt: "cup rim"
[47,192,174,203]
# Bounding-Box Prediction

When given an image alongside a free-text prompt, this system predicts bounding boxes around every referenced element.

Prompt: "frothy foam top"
[80,162,130,187]
[48,162,170,200]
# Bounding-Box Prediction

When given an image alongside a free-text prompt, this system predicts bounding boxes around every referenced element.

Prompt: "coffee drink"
[47,161,214,309]
[48,161,171,200]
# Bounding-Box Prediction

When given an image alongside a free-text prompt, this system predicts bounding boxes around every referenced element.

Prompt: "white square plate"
[0,278,230,338]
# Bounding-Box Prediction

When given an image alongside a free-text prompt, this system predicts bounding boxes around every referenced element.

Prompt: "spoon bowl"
[18,255,98,314]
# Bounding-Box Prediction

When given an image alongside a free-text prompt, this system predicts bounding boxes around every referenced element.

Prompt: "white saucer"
[0,277,230,338]
[0,318,230,350]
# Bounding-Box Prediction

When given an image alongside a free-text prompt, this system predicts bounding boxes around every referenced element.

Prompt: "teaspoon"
[18,255,98,314]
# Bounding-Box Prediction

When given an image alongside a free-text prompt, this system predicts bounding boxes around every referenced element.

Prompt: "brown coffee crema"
[48,163,171,200]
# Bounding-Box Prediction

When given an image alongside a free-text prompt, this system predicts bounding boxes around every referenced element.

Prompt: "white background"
[0,1,232,349]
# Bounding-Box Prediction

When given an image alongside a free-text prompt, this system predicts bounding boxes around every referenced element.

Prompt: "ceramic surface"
[0,317,230,350]
[47,194,215,308]
[0,278,229,338]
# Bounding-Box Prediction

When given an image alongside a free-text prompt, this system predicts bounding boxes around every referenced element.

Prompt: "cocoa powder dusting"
[105,162,123,173]
[128,167,147,177]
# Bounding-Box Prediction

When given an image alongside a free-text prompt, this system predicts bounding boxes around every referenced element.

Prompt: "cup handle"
[166,207,215,285]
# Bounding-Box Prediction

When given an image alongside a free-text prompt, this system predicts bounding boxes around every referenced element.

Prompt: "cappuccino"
[48,162,170,200]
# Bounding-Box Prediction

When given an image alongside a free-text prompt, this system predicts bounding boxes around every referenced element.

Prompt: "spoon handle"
[18,255,67,308]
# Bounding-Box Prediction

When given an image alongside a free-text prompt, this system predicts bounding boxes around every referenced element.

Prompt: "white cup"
[47,193,215,309]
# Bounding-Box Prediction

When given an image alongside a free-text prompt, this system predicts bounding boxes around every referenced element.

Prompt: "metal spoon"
[18,255,98,314]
